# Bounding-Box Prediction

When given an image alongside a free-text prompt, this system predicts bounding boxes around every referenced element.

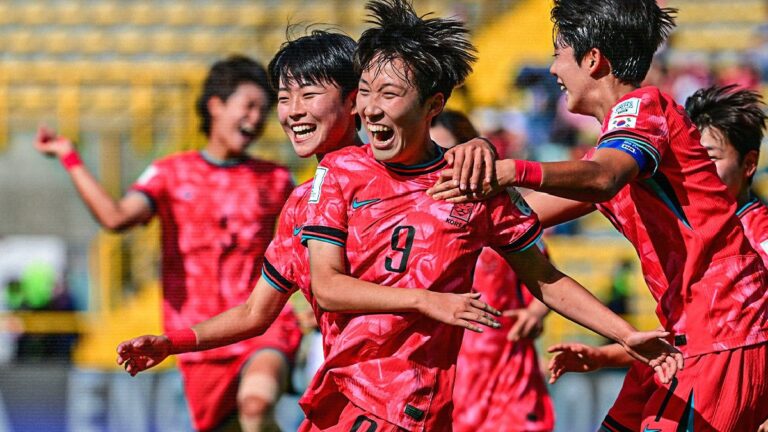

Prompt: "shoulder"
[150,151,200,169]
[287,180,314,203]
[320,145,371,169]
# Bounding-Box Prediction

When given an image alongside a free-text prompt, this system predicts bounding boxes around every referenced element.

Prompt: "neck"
[396,135,438,166]
[316,131,364,163]
[594,81,640,123]
[202,143,245,163]
[736,187,752,209]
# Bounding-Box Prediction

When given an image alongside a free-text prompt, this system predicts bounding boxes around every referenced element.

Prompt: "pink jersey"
[738,196,768,265]
[300,144,542,431]
[131,150,298,361]
[590,86,768,357]
[453,246,554,432]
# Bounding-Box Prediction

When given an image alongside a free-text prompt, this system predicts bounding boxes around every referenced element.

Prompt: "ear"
[584,48,611,78]
[207,95,226,120]
[345,89,358,116]
[426,92,446,119]
[743,149,759,180]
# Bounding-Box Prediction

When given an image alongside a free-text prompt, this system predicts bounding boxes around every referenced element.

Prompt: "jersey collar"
[199,150,248,167]
[737,193,761,217]
[382,142,447,176]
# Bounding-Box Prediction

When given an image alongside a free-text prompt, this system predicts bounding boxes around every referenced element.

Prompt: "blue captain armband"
[597,138,655,174]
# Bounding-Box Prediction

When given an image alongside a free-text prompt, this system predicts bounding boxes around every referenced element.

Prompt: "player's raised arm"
[117,278,289,376]
[306,240,501,333]
[35,126,152,231]
[523,191,596,228]
[502,245,682,384]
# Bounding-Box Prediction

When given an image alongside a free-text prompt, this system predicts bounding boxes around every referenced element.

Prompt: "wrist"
[514,159,543,189]
[495,159,515,187]
[164,328,198,354]
[413,290,430,314]
[59,150,83,171]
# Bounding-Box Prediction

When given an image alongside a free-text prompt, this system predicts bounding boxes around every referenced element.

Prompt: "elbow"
[590,175,621,202]
[101,217,131,233]
[242,304,270,337]
[312,277,341,312]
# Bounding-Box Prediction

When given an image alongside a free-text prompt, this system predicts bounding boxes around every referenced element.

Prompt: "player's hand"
[621,329,683,385]
[757,417,768,432]
[116,335,172,376]
[34,126,75,158]
[503,307,544,341]
[428,138,500,202]
[546,343,606,384]
[419,291,502,332]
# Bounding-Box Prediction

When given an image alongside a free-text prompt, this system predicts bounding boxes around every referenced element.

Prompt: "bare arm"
[307,240,501,332]
[502,245,682,383]
[35,126,152,231]
[496,149,639,202]
[523,191,596,228]
[117,278,289,375]
[429,148,639,204]
[547,342,634,383]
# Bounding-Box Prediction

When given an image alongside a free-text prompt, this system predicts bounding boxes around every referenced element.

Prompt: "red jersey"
[299,144,542,431]
[131,150,298,361]
[453,246,554,432]
[261,179,344,356]
[738,196,768,265]
[591,86,768,357]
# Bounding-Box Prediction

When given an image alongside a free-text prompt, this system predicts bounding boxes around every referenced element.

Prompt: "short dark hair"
[268,30,359,98]
[431,109,478,143]
[196,55,276,137]
[551,0,677,86]
[355,0,477,102]
[685,84,767,163]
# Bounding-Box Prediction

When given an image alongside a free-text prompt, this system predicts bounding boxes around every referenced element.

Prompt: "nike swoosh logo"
[292,226,302,236]
[643,427,661,432]
[351,198,381,209]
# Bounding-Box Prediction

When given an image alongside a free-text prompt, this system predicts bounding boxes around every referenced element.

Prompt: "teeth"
[240,124,255,134]
[559,84,566,91]
[368,124,392,133]
[291,124,315,133]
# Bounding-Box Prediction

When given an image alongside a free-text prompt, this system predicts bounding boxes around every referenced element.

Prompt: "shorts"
[603,342,768,432]
[601,361,656,431]
[299,392,406,432]
[179,347,294,431]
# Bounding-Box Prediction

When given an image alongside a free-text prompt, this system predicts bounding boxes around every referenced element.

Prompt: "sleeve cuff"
[300,225,347,248]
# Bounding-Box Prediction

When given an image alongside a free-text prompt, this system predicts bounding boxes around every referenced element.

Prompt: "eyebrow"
[359,78,404,91]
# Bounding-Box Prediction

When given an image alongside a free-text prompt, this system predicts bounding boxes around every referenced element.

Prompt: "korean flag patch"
[608,116,637,131]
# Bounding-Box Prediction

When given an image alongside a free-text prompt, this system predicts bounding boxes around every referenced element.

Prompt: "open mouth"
[368,124,394,145]
[239,124,257,139]
[291,124,317,140]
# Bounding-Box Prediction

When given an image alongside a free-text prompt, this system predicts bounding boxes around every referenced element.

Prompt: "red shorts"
[453,338,554,432]
[179,347,296,431]
[298,392,406,432]
[601,361,656,431]
[603,343,768,432]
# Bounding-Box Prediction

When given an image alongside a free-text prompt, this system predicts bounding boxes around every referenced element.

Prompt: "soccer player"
[547,84,768,431]
[36,56,302,432]
[432,110,554,432]
[300,1,680,430]
[429,0,768,427]
[115,30,503,429]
